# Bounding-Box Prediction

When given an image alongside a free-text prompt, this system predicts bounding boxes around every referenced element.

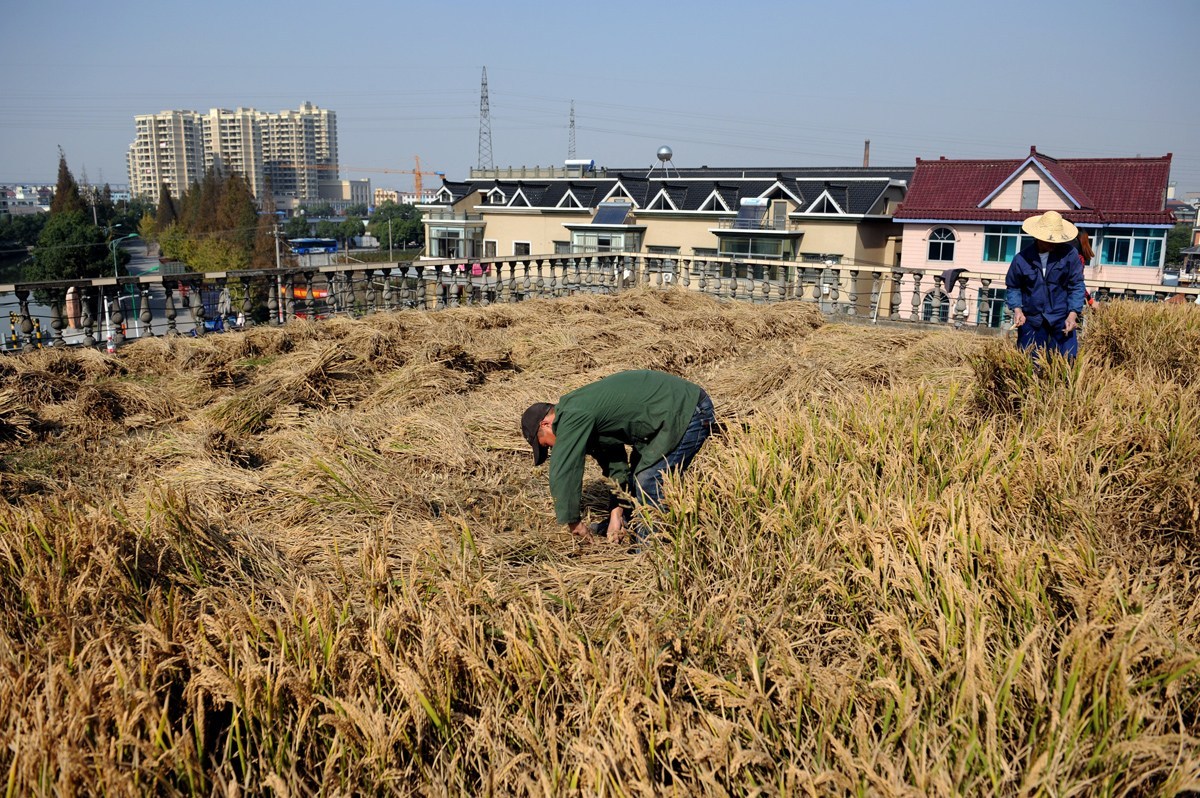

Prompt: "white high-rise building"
[127,103,338,207]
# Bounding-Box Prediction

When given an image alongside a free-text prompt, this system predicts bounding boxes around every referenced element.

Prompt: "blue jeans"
[628,392,715,534]
[1017,321,1078,360]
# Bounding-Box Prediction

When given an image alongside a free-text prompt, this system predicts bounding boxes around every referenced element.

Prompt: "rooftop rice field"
[1,289,1197,796]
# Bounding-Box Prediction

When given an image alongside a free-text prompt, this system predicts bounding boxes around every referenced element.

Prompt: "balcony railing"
[1,254,1196,353]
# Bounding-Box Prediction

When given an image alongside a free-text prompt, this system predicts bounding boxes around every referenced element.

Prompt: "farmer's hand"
[567,521,590,542]
[1012,307,1026,328]
[1063,311,1077,335]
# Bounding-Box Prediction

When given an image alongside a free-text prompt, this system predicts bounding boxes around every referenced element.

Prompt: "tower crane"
[275,157,445,200]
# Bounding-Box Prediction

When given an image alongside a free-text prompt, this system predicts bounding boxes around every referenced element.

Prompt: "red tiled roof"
[894,147,1174,225]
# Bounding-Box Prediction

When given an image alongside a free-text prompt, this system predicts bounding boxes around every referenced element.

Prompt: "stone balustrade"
[2,254,1197,352]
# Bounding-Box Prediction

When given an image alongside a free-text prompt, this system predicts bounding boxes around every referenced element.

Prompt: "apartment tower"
[126,103,338,208]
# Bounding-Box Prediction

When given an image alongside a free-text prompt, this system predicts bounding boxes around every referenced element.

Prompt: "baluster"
[828,268,841,313]
[80,288,96,347]
[846,269,859,317]
[953,275,969,329]
[164,283,179,336]
[110,294,125,348]
[189,282,205,336]
[681,258,691,291]
[932,275,946,324]
[869,272,882,321]
[267,277,280,326]
[140,284,155,336]
[980,277,997,327]
[890,270,903,320]
[285,274,297,322]
[414,265,426,309]
[50,292,66,346]
[910,273,923,322]
[15,290,33,352]
[381,268,393,311]
[304,271,316,318]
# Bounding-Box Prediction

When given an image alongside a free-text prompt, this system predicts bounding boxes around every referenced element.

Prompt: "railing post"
[164,283,179,336]
[267,276,280,325]
[870,271,882,321]
[285,273,297,321]
[910,272,923,322]
[847,269,860,317]
[890,270,903,320]
[953,275,969,329]
[189,282,205,336]
[237,278,252,329]
[80,287,96,347]
[15,290,33,352]
[49,291,66,346]
[304,271,316,318]
[381,267,393,311]
[110,293,126,348]
[140,284,155,336]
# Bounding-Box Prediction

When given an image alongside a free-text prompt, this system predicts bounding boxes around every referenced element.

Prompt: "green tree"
[339,217,364,249]
[27,211,108,282]
[156,184,177,232]
[314,220,339,240]
[367,202,423,251]
[252,212,280,268]
[49,148,86,216]
[216,173,259,254]
[0,213,49,248]
[344,203,368,217]
[1166,222,1191,265]
[299,202,335,218]
[284,215,311,240]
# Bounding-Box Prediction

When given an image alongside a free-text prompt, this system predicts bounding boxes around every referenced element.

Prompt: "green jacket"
[548,370,702,524]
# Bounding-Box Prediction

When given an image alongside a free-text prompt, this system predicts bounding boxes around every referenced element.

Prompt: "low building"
[893,147,1176,324]
[422,164,911,269]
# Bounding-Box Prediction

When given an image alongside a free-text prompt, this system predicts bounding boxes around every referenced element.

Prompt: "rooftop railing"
[1,253,1196,353]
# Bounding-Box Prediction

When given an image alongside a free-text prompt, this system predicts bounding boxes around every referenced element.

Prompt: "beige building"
[126,111,207,200]
[423,166,910,268]
[127,102,338,207]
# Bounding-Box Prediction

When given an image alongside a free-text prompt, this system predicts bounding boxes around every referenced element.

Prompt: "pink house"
[892,147,1178,326]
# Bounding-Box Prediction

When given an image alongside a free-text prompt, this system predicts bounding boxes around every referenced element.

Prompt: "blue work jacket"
[1005,243,1085,329]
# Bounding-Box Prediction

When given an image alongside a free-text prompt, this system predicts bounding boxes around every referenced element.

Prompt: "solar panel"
[734,199,767,229]
[592,202,631,225]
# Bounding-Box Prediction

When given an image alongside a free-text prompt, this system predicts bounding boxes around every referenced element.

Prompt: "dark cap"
[521,402,554,465]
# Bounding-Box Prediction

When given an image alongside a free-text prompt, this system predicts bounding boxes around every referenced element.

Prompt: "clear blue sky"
[3,0,1198,200]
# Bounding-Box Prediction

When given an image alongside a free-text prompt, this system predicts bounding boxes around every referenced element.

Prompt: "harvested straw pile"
[0,291,1197,796]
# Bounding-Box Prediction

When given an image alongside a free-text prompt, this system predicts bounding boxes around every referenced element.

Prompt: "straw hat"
[1021,210,1078,244]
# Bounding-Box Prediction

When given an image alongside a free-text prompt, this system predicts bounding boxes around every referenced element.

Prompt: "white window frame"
[513,241,531,257]
[927,227,956,262]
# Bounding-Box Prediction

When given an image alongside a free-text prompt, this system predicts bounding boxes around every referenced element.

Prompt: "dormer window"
[486,188,506,205]
[1021,180,1039,209]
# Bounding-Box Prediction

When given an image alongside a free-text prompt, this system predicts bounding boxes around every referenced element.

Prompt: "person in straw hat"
[1005,210,1086,359]
[522,370,715,546]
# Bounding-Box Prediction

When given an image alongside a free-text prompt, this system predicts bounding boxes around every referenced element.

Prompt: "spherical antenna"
[657,146,673,163]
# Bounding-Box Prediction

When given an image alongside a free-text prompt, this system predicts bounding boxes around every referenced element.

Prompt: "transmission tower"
[477,67,494,171]
[568,101,576,160]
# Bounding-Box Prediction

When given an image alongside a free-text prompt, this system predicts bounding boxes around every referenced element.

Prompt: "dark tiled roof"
[895,147,1173,225]
[433,165,911,216]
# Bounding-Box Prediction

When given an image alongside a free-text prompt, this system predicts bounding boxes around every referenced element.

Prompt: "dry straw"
[0,290,1197,795]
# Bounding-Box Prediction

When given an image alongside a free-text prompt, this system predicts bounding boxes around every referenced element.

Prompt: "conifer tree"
[156,183,177,231]
[49,147,86,216]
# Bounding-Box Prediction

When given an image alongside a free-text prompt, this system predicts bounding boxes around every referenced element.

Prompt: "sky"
[3,0,1199,201]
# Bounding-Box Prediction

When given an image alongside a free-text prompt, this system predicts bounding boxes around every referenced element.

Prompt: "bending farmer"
[521,370,716,545]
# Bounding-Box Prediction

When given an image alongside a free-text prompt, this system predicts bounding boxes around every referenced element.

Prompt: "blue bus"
[288,238,338,254]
